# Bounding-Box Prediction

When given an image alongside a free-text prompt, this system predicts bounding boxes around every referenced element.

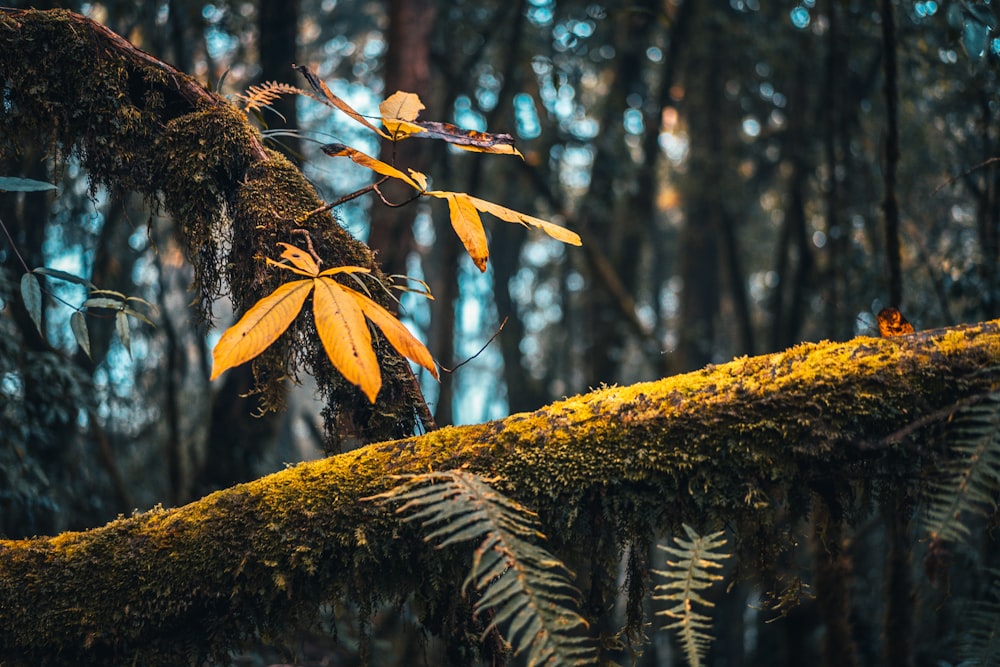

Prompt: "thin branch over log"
[2,319,999,664]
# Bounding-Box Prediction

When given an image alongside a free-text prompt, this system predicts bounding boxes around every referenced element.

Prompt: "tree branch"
[2,319,999,664]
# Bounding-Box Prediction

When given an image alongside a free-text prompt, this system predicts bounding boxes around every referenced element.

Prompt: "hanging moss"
[0,8,428,445]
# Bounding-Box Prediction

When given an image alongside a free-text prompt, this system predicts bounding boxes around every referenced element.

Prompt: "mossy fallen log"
[1,320,998,665]
[0,8,431,447]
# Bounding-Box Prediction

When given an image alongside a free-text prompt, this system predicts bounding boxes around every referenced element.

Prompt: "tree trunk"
[365,0,435,284]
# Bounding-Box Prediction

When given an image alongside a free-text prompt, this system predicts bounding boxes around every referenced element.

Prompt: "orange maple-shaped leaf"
[210,279,312,380]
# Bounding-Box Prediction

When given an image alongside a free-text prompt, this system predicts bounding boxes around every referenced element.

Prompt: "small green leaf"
[123,307,155,327]
[32,267,96,290]
[82,297,125,310]
[0,176,58,192]
[70,311,91,359]
[20,272,43,338]
[115,310,131,358]
[125,295,155,308]
[88,288,127,300]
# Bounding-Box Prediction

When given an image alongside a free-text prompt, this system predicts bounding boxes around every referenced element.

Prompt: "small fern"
[237,81,316,114]
[372,471,595,667]
[923,392,1000,544]
[652,524,730,667]
[959,568,1000,666]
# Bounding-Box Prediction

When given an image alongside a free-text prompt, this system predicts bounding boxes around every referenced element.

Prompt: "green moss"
[2,322,1000,664]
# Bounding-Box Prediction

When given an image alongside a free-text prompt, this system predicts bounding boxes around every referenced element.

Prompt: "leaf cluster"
[211,243,437,402]
[20,267,154,360]
[291,66,581,272]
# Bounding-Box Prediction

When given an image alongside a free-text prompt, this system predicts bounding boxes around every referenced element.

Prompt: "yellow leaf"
[294,65,390,139]
[451,141,524,157]
[380,91,425,137]
[321,143,421,189]
[313,277,382,402]
[266,256,315,278]
[408,169,428,190]
[210,280,313,380]
[382,118,428,140]
[434,192,490,272]
[277,242,320,276]
[467,195,581,246]
[317,265,372,278]
[350,291,439,380]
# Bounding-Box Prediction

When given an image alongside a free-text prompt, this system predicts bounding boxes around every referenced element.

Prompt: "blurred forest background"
[3,0,1000,664]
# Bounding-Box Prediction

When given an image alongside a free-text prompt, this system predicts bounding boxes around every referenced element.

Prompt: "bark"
[2,319,1000,664]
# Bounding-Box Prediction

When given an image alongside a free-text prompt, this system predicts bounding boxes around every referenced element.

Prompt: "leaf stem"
[297,177,390,223]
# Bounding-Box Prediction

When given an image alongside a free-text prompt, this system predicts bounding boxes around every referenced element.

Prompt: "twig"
[0,213,30,273]
[441,317,507,373]
[932,156,1000,196]
[290,229,321,266]
[296,179,387,223]
[372,183,423,208]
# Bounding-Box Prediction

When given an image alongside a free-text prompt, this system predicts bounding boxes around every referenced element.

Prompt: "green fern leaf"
[923,392,1000,544]
[958,568,1000,665]
[373,471,596,666]
[652,524,730,667]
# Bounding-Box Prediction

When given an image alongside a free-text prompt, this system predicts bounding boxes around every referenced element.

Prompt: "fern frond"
[922,392,1000,544]
[958,568,1000,665]
[372,471,596,666]
[652,524,730,667]
[237,81,317,113]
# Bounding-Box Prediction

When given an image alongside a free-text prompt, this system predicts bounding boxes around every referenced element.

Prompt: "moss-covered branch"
[1,320,999,664]
[0,8,430,446]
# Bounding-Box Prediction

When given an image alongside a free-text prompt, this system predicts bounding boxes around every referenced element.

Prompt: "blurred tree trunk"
[674,4,723,372]
[577,3,656,386]
[367,0,435,284]
[257,0,301,163]
[770,49,814,351]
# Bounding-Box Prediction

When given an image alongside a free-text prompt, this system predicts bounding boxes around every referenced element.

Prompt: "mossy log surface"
[1,320,999,664]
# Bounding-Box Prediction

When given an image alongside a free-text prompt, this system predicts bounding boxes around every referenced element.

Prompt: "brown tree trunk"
[257,0,301,163]
[366,0,436,285]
